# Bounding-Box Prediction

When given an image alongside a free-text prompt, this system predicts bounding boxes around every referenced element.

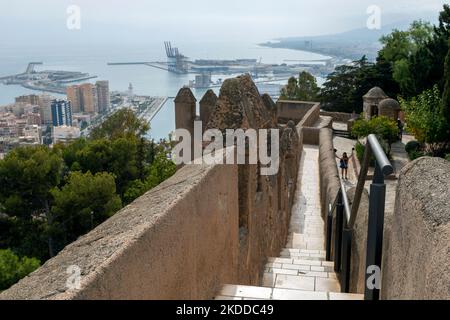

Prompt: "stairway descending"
[215,145,363,300]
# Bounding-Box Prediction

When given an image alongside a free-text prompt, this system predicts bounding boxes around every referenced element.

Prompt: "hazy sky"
[0,0,447,46]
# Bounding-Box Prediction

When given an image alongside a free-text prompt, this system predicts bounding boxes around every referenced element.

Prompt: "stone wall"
[381,157,450,300]
[277,100,319,124]
[347,188,369,294]
[302,127,320,145]
[204,75,302,285]
[0,163,239,300]
[318,129,340,222]
[320,111,355,123]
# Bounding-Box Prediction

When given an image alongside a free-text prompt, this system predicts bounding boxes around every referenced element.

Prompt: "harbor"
[0,62,97,94]
[107,42,336,89]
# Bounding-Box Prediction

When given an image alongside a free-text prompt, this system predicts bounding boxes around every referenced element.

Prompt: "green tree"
[90,108,150,141]
[442,39,450,132]
[280,76,299,100]
[406,5,450,97]
[50,171,122,253]
[399,85,449,156]
[378,21,433,97]
[321,56,396,113]
[0,146,64,257]
[123,148,176,204]
[280,71,320,101]
[0,249,40,291]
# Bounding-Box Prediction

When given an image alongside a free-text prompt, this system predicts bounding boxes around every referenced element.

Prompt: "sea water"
[0,41,329,140]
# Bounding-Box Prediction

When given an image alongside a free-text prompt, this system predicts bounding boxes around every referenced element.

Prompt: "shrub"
[399,85,449,156]
[409,150,426,160]
[405,140,421,153]
[0,249,40,290]
[351,116,399,156]
[445,153,450,162]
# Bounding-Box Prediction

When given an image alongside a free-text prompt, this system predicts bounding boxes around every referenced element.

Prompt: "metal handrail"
[326,134,393,300]
[339,178,352,225]
[349,134,393,227]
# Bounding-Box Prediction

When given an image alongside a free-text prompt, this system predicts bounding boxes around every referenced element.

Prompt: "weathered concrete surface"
[318,129,340,222]
[381,157,450,300]
[320,111,355,123]
[302,115,332,145]
[0,163,239,300]
[277,100,319,124]
[297,102,320,128]
[347,188,370,294]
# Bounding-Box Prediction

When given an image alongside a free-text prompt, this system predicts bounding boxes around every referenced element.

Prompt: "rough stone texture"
[174,87,197,159]
[318,129,340,222]
[0,163,239,300]
[381,157,450,300]
[261,93,278,127]
[347,187,370,294]
[199,89,217,131]
[206,74,273,131]
[363,87,388,120]
[204,74,302,286]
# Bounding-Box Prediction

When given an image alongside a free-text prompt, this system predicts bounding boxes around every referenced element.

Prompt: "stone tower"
[174,87,197,133]
[378,98,401,120]
[199,89,217,131]
[363,87,388,120]
[174,87,197,161]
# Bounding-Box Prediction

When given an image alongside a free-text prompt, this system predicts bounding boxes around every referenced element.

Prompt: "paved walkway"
[215,145,363,300]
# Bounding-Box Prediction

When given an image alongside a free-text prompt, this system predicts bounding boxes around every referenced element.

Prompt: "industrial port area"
[108,42,339,89]
[0,62,97,94]
[0,42,341,95]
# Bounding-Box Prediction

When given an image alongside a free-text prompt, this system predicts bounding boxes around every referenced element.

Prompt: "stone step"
[279,249,326,260]
[263,269,337,285]
[267,257,334,267]
[215,284,363,300]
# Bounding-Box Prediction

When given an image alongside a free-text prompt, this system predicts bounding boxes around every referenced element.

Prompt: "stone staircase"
[215,145,363,300]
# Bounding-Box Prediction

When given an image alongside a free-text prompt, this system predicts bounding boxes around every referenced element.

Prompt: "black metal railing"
[325,134,393,300]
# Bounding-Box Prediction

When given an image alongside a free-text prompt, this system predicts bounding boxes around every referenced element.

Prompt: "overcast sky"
[0,0,447,46]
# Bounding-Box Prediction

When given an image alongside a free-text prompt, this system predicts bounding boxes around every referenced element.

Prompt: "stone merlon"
[174,87,197,103]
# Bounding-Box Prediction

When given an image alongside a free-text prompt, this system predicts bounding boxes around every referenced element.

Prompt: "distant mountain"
[262,19,434,61]
[279,20,413,44]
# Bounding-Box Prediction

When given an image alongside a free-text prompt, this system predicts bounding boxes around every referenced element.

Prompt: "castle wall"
[277,100,319,124]
[0,163,239,300]
[320,111,355,123]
